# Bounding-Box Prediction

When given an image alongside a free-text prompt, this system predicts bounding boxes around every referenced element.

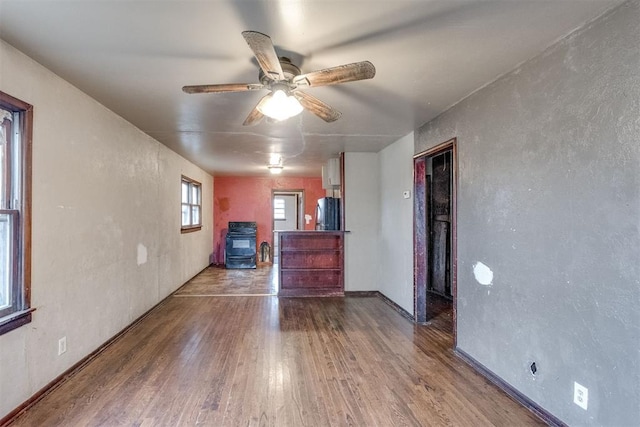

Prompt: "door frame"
[413,138,457,341]
[272,189,305,235]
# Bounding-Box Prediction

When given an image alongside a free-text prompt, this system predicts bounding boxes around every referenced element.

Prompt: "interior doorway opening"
[272,190,304,264]
[414,139,457,338]
[428,150,453,298]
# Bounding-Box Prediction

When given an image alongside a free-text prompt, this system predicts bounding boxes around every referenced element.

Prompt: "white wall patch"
[137,243,148,266]
[473,261,494,286]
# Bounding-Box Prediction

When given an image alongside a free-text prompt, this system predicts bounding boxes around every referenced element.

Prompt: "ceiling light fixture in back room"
[268,153,284,174]
[268,164,283,174]
[182,31,375,125]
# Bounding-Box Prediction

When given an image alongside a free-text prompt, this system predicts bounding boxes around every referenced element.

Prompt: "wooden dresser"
[278,231,344,297]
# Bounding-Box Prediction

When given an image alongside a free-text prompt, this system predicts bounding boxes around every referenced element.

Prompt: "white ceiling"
[0,0,622,177]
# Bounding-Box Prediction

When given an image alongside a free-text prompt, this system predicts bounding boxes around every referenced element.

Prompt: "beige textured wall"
[343,152,380,292]
[0,40,213,418]
[378,133,414,314]
[415,2,639,424]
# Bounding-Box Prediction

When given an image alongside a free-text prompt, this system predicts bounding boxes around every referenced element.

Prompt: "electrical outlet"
[58,336,67,356]
[573,381,588,410]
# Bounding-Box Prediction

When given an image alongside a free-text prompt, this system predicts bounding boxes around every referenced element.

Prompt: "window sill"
[0,308,35,336]
[181,226,202,234]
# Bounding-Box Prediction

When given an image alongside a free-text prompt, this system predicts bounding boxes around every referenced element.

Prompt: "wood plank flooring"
[174,265,278,296]
[8,265,543,426]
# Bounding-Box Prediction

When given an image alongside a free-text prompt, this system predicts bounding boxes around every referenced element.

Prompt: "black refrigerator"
[315,197,341,230]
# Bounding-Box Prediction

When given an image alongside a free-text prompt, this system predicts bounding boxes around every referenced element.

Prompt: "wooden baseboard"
[344,291,414,322]
[279,289,344,297]
[343,291,378,297]
[455,349,567,427]
[1,266,210,427]
[375,292,415,322]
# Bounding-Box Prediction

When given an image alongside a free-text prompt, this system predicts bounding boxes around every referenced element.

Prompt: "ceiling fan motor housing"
[259,57,301,86]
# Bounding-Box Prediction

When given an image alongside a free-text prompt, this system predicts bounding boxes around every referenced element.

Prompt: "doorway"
[272,190,304,263]
[414,139,457,336]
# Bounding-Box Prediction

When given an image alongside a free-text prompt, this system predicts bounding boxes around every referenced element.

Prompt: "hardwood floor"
[8,265,543,426]
[174,264,278,296]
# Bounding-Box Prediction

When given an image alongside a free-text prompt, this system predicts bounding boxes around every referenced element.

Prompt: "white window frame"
[0,91,32,336]
[181,176,202,232]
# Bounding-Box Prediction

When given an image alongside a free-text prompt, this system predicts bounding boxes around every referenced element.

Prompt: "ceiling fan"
[182,31,376,126]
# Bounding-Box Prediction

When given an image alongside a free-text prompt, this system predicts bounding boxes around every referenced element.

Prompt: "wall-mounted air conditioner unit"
[322,158,341,189]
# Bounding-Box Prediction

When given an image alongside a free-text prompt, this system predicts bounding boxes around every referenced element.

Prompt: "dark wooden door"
[428,151,452,298]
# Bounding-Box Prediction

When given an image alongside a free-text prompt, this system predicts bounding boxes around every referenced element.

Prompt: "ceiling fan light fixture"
[183,31,375,126]
[257,89,303,121]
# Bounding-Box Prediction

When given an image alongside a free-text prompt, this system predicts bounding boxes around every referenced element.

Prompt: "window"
[273,197,286,220]
[0,91,32,336]
[181,176,201,232]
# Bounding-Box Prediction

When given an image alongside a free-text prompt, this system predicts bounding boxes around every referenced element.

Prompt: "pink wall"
[213,176,325,263]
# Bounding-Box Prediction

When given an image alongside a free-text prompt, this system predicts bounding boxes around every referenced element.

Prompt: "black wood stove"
[225,221,257,269]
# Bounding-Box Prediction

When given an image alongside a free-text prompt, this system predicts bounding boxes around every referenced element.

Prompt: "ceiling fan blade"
[182,83,264,94]
[242,31,285,81]
[242,108,264,126]
[242,95,270,126]
[293,61,375,88]
[294,91,342,122]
